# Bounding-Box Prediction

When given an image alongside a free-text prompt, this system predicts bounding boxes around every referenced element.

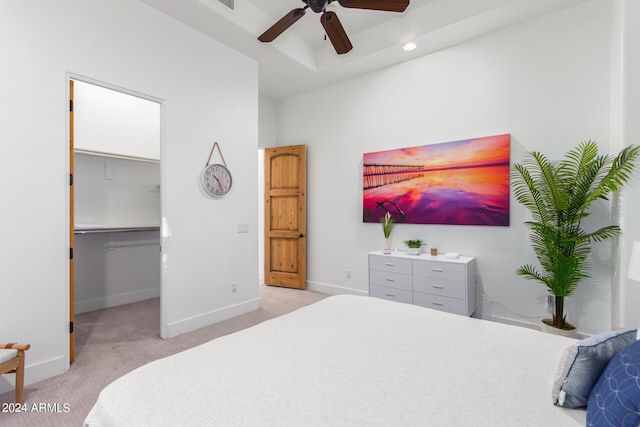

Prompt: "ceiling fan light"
[402,42,416,51]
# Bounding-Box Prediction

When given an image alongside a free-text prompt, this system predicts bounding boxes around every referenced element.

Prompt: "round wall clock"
[201,163,232,198]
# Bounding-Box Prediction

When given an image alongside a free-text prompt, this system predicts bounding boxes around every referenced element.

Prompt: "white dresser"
[368,251,476,316]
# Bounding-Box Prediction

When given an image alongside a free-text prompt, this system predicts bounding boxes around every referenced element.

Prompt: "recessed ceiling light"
[403,42,416,51]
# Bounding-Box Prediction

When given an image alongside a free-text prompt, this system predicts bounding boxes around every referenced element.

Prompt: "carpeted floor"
[0,285,328,427]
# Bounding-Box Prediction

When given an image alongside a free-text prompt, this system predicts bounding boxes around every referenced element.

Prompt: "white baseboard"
[486,314,588,338]
[165,297,261,338]
[0,355,66,394]
[75,287,160,314]
[486,314,541,331]
[307,281,368,296]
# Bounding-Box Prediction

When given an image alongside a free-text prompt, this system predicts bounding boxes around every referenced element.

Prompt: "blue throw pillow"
[587,339,640,426]
[552,329,637,408]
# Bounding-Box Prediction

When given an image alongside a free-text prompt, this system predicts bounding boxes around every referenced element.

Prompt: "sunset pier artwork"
[363,164,425,189]
[362,134,511,226]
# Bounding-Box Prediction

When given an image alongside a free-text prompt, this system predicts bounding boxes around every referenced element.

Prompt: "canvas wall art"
[363,134,510,226]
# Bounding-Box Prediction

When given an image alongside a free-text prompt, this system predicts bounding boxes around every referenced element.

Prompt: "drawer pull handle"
[384,263,395,267]
[432,285,444,289]
[385,278,395,282]
[432,301,444,306]
[432,268,444,272]
[385,293,396,297]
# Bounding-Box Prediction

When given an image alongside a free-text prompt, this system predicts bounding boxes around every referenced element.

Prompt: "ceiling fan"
[258,0,410,55]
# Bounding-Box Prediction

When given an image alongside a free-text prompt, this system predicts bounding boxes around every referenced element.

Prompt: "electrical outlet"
[231,282,238,293]
[104,162,114,181]
[346,269,351,278]
[237,223,249,233]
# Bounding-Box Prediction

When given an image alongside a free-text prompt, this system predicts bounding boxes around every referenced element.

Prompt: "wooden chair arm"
[1,343,30,351]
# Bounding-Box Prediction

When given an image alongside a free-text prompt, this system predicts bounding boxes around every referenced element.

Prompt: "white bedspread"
[84,295,586,426]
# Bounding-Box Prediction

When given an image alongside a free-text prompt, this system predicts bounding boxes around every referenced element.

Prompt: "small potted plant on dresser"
[511,141,640,337]
[403,239,425,255]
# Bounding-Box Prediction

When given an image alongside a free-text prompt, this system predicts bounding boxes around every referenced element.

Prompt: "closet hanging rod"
[74,226,160,234]
[74,149,159,164]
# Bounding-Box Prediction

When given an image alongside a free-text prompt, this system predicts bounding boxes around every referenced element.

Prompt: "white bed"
[84,295,585,426]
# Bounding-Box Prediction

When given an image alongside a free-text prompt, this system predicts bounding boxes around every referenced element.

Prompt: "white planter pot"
[407,247,420,255]
[540,319,578,339]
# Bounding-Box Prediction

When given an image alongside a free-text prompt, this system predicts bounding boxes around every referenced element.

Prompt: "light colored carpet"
[0,285,328,427]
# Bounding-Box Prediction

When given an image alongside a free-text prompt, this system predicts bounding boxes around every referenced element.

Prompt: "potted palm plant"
[511,140,639,336]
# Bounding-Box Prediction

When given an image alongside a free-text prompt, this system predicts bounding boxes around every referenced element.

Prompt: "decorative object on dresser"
[380,211,394,254]
[511,141,640,336]
[368,250,476,316]
[402,239,425,255]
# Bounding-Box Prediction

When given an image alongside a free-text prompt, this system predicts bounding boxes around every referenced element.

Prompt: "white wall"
[74,80,161,160]
[620,0,640,329]
[0,0,258,392]
[74,154,160,227]
[276,0,636,335]
[259,96,278,149]
[258,97,278,281]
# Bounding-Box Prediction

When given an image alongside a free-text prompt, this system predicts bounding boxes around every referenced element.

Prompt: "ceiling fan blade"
[321,11,353,55]
[258,8,306,43]
[337,0,409,12]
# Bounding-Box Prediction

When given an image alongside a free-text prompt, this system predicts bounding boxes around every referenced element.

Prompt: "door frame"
[67,74,165,362]
[69,80,75,363]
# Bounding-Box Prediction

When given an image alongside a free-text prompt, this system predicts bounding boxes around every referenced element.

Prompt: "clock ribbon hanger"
[205,141,228,169]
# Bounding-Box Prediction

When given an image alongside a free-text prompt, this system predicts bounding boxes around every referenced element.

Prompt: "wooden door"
[264,145,307,289]
[69,80,75,362]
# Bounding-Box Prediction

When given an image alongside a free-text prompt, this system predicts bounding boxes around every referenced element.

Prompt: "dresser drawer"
[369,284,413,304]
[369,270,412,291]
[413,260,466,281]
[369,254,412,275]
[413,277,467,299]
[413,292,467,315]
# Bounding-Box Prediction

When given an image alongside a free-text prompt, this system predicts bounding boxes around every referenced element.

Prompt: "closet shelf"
[74,149,159,164]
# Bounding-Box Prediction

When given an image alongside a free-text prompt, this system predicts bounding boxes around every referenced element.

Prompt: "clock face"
[201,163,232,197]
